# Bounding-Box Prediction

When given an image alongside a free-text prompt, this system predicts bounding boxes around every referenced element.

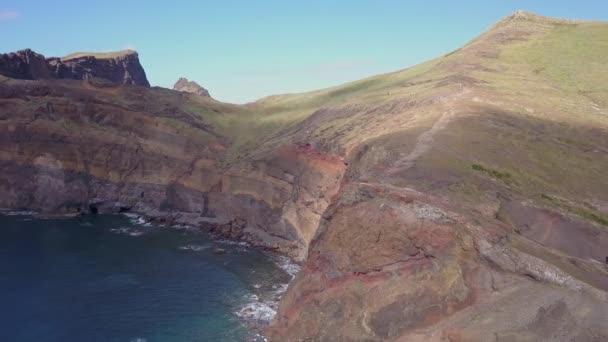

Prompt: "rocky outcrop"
[267,181,608,341]
[0,49,149,86]
[173,77,210,97]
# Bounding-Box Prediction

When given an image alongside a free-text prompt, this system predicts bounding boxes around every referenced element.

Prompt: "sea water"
[0,213,294,342]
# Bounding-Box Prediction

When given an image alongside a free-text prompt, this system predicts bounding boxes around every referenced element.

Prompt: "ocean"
[0,213,295,342]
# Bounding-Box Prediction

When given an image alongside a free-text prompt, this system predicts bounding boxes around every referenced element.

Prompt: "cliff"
[1,11,608,341]
[0,75,340,260]
[0,49,149,86]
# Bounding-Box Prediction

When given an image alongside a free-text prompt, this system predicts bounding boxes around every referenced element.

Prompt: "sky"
[2,1,607,103]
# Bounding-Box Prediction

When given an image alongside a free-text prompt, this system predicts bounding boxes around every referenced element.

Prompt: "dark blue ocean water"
[0,214,291,342]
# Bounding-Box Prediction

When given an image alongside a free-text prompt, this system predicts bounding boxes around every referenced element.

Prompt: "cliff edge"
[0,49,149,86]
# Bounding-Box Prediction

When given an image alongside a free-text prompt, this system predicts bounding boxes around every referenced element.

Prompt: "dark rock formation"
[173,77,210,97]
[0,49,52,80]
[0,49,150,87]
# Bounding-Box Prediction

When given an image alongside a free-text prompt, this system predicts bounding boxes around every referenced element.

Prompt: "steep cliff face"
[266,11,608,341]
[0,75,341,260]
[0,49,149,86]
[173,77,210,97]
[0,49,52,79]
[2,11,608,341]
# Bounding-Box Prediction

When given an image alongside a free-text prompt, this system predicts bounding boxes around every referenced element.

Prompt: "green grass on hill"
[522,22,608,107]
[62,50,136,61]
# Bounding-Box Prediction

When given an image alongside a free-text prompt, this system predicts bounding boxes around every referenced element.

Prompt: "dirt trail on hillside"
[387,85,472,175]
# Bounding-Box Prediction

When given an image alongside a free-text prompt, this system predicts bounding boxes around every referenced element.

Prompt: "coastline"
[0,208,302,341]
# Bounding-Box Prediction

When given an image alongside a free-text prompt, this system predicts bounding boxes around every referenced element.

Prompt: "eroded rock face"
[0,49,52,80]
[0,49,150,86]
[173,77,210,97]
[267,181,608,341]
[0,78,343,260]
[267,183,476,340]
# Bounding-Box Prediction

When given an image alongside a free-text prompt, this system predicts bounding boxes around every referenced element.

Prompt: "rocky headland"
[1,11,608,341]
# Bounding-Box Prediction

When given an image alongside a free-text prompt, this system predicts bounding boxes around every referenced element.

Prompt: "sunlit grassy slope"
[191,11,607,167]
[177,11,608,225]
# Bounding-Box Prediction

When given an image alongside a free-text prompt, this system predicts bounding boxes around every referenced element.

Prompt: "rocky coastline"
[2,11,608,340]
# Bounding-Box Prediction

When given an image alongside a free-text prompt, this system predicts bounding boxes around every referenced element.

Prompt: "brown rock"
[173,77,210,97]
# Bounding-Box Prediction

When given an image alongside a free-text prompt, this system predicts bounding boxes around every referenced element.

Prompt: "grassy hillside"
[179,10,608,226]
[194,11,606,159]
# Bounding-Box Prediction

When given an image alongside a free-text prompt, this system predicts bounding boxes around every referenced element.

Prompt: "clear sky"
[2,1,607,103]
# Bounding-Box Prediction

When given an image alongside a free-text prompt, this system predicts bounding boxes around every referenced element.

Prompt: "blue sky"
[2,1,607,103]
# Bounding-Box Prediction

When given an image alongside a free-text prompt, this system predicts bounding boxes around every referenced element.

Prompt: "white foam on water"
[217,239,250,247]
[178,244,210,252]
[121,213,152,227]
[253,333,269,342]
[110,227,145,237]
[273,255,302,279]
[110,227,130,235]
[4,211,37,216]
[235,254,302,337]
[235,294,277,324]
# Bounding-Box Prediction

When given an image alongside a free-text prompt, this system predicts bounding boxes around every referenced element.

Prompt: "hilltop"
[61,49,137,61]
[0,10,607,341]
